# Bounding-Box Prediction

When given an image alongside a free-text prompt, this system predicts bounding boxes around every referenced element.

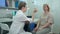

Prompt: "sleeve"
[39,14,42,22]
[14,12,30,22]
[47,14,54,24]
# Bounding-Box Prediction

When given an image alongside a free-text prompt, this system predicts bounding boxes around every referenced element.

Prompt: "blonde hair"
[43,4,50,12]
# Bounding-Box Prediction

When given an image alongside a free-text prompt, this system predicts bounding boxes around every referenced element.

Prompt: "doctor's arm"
[25,8,38,23]
[32,8,38,21]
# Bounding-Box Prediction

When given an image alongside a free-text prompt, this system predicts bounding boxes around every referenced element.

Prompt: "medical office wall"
[25,0,60,33]
[1,0,59,33]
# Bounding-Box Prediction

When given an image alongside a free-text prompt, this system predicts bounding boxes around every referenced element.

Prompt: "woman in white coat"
[9,1,37,34]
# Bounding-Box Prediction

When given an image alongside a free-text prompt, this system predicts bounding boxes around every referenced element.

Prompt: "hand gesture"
[33,8,38,13]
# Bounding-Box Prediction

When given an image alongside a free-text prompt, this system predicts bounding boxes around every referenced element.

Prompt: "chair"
[0,23,9,34]
[20,32,32,34]
[48,24,54,34]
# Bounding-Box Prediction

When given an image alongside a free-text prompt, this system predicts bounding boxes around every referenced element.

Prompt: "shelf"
[0,7,18,10]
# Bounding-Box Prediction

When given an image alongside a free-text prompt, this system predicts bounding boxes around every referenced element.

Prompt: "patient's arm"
[41,15,54,29]
[41,22,52,29]
[34,19,41,31]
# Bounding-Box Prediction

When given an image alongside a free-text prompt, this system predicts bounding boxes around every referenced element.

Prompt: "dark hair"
[18,1,26,10]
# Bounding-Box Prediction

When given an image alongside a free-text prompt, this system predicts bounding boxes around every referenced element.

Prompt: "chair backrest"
[51,24,54,32]
[49,24,54,34]
[0,23,9,31]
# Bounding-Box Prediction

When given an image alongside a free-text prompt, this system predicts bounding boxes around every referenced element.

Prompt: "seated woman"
[33,4,54,34]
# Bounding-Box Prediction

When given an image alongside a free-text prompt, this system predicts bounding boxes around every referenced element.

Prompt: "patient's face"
[43,5,49,12]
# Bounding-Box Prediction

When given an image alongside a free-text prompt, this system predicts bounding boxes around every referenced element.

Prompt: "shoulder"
[49,12,53,16]
[40,13,44,17]
[16,10,24,15]
[17,10,22,14]
[48,12,54,18]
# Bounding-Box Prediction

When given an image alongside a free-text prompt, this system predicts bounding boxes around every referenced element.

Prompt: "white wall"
[26,0,60,33]
[51,0,60,33]
[0,0,60,33]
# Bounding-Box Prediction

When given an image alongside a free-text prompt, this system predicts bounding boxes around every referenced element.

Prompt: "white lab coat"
[9,10,31,34]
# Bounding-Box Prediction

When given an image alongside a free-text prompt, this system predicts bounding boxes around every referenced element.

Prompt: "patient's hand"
[34,27,38,32]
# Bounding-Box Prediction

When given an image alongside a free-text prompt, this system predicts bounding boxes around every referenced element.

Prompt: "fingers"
[33,27,38,32]
[33,8,38,13]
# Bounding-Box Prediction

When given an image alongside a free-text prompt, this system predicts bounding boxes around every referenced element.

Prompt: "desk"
[0,18,12,22]
[0,18,12,27]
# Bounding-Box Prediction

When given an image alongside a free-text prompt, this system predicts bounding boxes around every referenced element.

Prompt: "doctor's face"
[23,6,27,12]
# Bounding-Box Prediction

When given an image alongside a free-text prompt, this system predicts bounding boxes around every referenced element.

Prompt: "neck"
[21,9,25,13]
[44,11,49,15]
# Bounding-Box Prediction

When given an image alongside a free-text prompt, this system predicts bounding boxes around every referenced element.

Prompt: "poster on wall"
[0,0,9,7]
[15,0,19,8]
[0,0,5,7]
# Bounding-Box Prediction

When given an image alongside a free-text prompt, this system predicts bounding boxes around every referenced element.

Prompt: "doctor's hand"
[33,8,38,13]
[25,20,30,24]
[32,8,38,21]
